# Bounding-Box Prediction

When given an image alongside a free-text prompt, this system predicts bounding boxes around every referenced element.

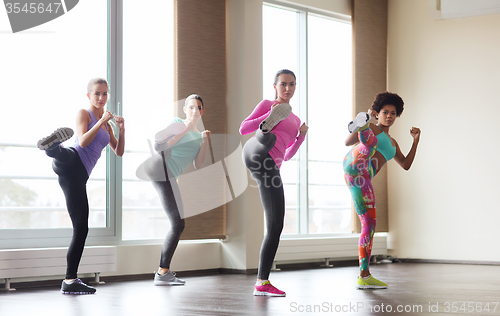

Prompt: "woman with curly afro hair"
[343,91,421,289]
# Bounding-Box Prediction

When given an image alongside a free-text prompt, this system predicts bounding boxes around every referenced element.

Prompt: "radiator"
[0,246,116,291]
[274,234,387,265]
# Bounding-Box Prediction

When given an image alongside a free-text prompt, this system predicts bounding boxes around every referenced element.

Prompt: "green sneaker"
[356,275,388,289]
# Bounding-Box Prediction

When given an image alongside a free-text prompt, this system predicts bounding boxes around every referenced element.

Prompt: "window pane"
[281,160,298,234]
[122,0,175,240]
[0,0,107,229]
[263,4,300,235]
[307,14,352,233]
[263,4,299,101]
[308,186,352,233]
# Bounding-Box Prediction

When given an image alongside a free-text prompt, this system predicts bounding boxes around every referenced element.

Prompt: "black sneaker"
[61,278,96,295]
[259,103,292,133]
[37,127,74,150]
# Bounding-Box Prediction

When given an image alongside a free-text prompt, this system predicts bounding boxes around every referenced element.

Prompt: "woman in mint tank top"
[37,78,125,294]
[343,91,421,289]
[137,94,211,286]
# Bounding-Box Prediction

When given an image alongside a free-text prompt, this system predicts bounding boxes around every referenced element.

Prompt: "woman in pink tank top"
[240,69,308,297]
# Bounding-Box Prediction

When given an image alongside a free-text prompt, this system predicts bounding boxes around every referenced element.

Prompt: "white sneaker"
[259,103,292,133]
[348,112,371,133]
[153,271,185,286]
[155,122,187,144]
[37,127,74,150]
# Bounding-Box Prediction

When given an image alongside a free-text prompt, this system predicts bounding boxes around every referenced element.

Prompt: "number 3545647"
[5,2,62,14]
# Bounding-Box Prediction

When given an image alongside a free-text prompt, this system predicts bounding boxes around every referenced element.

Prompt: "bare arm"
[393,127,421,170]
[108,116,125,156]
[194,131,211,169]
[76,109,113,148]
[345,131,359,146]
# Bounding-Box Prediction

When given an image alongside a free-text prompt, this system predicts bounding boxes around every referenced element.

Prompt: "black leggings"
[145,147,185,269]
[243,130,285,280]
[46,146,89,280]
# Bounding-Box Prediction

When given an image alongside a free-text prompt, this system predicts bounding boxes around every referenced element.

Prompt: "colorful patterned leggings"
[343,127,378,272]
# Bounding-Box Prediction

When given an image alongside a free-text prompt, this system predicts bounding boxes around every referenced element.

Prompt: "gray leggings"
[243,130,285,280]
[145,144,185,269]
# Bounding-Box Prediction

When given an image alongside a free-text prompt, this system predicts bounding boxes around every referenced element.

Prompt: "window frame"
[0,0,122,249]
[264,1,353,238]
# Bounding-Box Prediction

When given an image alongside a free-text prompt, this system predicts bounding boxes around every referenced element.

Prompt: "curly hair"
[371,91,404,118]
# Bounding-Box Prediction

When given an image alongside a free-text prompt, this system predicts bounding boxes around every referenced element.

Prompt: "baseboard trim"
[0,269,256,290]
[220,268,258,275]
[276,259,359,270]
[399,258,500,266]
[6,259,498,290]
[0,277,95,290]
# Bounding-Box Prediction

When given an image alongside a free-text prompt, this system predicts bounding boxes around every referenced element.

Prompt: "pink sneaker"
[253,281,286,297]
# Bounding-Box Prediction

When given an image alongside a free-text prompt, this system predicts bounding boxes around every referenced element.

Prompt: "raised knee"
[144,155,166,179]
[255,129,276,146]
[172,219,185,235]
[155,145,172,161]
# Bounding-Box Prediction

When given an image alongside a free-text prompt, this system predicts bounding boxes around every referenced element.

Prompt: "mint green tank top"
[375,125,396,161]
[166,117,203,179]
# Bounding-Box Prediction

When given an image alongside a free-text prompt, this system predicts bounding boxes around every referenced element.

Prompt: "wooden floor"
[1,263,499,316]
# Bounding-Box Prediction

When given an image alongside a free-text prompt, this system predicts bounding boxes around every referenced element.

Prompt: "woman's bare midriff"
[371,150,387,176]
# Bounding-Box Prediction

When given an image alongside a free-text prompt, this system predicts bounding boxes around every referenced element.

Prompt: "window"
[263,2,352,235]
[121,0,174,240]
[262,5,300,234]
[0,0,176,248]
[0,0,109,247]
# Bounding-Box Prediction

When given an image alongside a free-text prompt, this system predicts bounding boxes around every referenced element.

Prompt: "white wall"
[112,242,221,276]
[222,0,265,271]
[387,0,500,261]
